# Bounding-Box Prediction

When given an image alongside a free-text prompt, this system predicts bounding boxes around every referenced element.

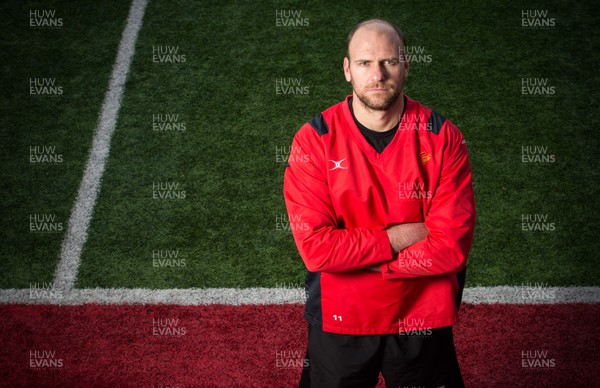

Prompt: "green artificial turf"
[0,1,132,287]
[2,1,598,289]
[77,0,600,288]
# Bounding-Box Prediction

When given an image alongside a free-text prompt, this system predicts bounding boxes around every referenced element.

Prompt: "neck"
[351,93,404,132]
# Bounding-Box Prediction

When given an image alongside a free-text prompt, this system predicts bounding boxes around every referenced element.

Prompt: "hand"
[386,223,429,253]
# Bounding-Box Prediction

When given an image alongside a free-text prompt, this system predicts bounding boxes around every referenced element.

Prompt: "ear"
[343,57,351,82]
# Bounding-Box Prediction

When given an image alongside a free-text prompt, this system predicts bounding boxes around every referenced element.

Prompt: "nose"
[371,63,386,82]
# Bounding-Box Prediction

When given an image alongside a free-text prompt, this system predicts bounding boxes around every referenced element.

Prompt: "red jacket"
[284,95,476,335]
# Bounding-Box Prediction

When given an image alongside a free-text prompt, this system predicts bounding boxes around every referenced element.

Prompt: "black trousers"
[298,324,464,388]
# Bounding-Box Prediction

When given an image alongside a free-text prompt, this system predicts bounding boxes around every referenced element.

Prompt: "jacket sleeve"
[381,123,476,279]
[283,126,393,273]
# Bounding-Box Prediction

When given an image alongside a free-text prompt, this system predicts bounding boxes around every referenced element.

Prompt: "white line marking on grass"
[0,287,598,305]
[53,0,148,291]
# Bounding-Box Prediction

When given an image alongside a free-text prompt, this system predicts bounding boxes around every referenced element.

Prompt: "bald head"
[346,19,406,60]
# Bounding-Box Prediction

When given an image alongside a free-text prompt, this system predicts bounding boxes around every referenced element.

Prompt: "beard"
[353,83,402,111]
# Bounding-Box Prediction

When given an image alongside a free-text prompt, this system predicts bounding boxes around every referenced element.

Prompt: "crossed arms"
[283,124,475,279]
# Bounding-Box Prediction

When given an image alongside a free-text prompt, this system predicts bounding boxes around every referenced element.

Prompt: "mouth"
[367,88,389,93]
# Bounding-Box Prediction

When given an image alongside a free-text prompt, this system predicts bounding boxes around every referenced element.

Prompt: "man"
[283,19,476,387]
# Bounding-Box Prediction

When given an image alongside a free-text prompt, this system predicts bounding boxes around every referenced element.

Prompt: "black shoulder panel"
[308,113,329,136]
[427,110,446,135]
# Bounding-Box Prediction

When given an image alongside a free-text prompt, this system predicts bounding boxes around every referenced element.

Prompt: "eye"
[385,59,399,65]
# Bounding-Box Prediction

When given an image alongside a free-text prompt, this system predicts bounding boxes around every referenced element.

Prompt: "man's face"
[344,25,409,111]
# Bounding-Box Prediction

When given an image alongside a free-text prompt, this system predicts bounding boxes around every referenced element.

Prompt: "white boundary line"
[0,287,598,305]
[53,0,148,291]
[31,1,599,308]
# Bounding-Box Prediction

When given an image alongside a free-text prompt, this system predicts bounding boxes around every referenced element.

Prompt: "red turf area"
[0,303,598,387]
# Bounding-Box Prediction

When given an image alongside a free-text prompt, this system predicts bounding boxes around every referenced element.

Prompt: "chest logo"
[418,152,431,165]
[329,158,348,170]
